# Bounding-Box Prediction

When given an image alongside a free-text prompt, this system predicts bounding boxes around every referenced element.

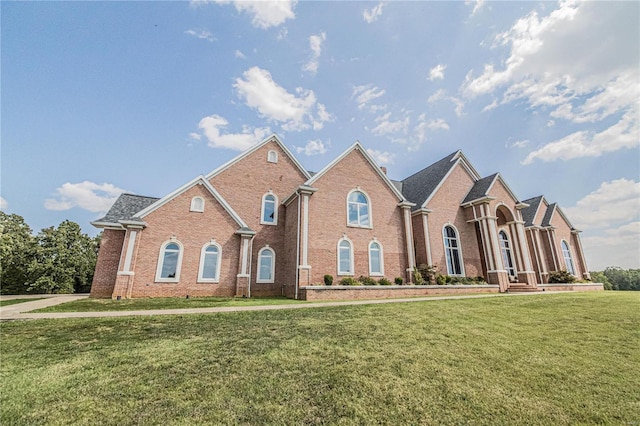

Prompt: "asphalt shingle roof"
[461,173,498,204]
[95,194,160,224]
[520,195,544,227]
[401,151,459,211]
[541,202,557,227]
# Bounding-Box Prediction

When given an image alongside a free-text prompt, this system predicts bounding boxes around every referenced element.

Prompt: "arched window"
[337,238,354,275]
[561,240,576,275]
[257,246,275,283]
[443,225,464,276]
[198,242,221,282]
[499,231,516,277]
[369,240,384,276]
[347,190,370,227]
[267,150,278,163]
[261,192,278,225]
[190,196,204,212]
[155,240,183,282]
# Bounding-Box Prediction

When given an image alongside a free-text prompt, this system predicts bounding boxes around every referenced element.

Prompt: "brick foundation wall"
[301,285,499,300]
[90,229,125,298]
[538,283,604,291]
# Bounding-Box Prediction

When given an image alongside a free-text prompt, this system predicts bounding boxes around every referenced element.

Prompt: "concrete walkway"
[0,291,562,321]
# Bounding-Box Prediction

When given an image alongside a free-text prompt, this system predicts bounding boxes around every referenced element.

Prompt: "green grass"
[2,292,638,425]
[0,298,44,307]
[33,295,307,312]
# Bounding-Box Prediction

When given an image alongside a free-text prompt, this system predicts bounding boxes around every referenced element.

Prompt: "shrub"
[339,277,359,286]
[475,276,486,283]
[358,275,378,286]
[435,274,446,285]
[548,270,576,283]
[412,268,424,285]
[417,263,437,284]
[394,277,404,285]
[323,274,333,286]
[378,278,392,286]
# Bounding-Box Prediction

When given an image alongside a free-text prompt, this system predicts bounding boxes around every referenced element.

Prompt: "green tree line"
[0,212,100,294]
[590,268,640,291]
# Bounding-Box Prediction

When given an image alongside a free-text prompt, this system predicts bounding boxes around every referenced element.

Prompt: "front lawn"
[33,295,307,312]
[1,292,638,425]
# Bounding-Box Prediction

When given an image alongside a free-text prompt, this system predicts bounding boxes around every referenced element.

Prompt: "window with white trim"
[369,240,384,276]
[257,246,275,283]
[267,150,278,163]
[347,190,370,227]
[338,238,354,275]
[443,225,464,276]
[499,231,517,277]
[198,242,222,282]
[155,240,183,282]
[261,192,278,225]
[190,196,204,212]
[561,240,576,275]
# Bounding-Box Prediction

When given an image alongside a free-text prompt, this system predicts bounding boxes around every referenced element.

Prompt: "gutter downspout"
[247,234,255,298]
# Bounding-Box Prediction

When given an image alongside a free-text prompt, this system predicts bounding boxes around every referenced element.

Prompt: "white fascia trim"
[554,205,576,230]
[205,133,311,181]
[282,184,318,207]
[306,142,406,201]
[118,220,147,228]
[493,174,522,205]
[460,196,496,208]
[452,151,481,181]
[134,175,248,229]
[91,221,124,230]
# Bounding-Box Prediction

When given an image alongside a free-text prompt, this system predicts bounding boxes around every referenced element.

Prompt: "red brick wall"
[129,183,242,298]
[425,163,483,278]
[209,140,307,296]
[301,285,499,300]
[90,229,125,298]
[305,149,408,284]
[412,214,427,267]
[551,212,584,277]
[283,196,300,297]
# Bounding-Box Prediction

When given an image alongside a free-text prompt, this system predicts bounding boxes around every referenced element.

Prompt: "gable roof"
[461,173,498,204]
[401,150,481,211]
[134,175,249,229]
[521,195,545,227]
[461,173,522,206]
[305,142,406,201]
[92,194,160,228]
[541,202,556,227]
[205,133,311,180]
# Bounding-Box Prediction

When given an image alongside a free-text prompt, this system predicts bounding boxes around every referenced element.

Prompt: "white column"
[422,213,433,266]
[122,230,137,272]
[301,193,310,266]
[509,223,524,272]
[488,217,505,271]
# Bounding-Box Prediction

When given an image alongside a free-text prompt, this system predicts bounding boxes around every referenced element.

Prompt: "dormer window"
[190,196,204,212]
[267,150,278,163]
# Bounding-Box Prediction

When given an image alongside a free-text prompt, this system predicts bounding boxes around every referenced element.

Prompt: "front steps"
[507,284,542,293]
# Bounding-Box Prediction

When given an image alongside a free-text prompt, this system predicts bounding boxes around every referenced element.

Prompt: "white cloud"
[367,149,395,165]
[352,84,386,111]
[363,2,384,23]
[465,0,485,17]
[184,29,216,42]
[234,66,332,131]
[44,182,129,214]
[302,32,326,74]
[213,0,296,29]
[462,1,639,162]
[427,89,464,117]
[295,139,327,156]
[581,222,640,270]
[509,139,529,148]
[370,112,409,136]
[189,132,201,141]
[197,114,271,151]
[235,50,246,59]
[563,178,640,230]
[522,110,639,164]
[427,118,450,131]
[428,64,446,81]
[277,27,288,40]
[0,197,7,210]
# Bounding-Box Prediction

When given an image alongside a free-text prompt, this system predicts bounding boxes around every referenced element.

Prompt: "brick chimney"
[380,166,387,175]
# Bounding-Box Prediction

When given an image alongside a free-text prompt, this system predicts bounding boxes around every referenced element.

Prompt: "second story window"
[347,190,370,227]
[261,192,278,225]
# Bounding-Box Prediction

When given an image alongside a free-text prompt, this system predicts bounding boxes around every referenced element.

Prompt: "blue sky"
[2,1,638,270]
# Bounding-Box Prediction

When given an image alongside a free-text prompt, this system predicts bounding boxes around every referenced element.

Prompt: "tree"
[589,271,612,290]
[27,220,98,294]
[0,212,37,294]
[602,267,640,291]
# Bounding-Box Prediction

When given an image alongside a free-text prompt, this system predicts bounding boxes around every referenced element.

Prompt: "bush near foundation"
[323,275,333,286]
[378,278,392,286]
[358,276,378,286]
[394,277,403,285]
[548,270,576,283]
[339,277,359,286]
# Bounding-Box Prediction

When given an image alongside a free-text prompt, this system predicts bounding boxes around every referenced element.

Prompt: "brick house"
[90,134,591,299]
